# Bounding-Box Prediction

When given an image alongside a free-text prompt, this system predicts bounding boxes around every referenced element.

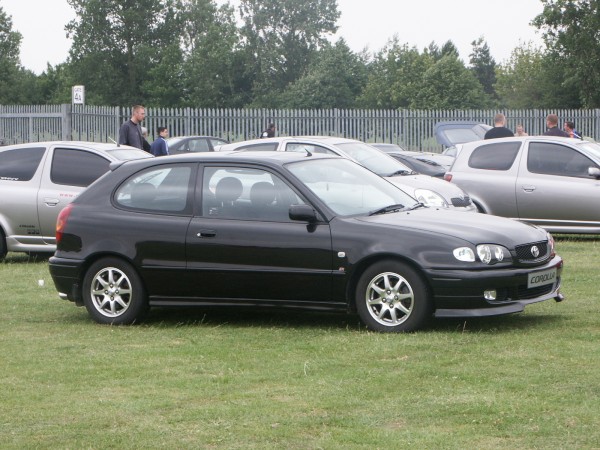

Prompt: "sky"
[2,0,545,75]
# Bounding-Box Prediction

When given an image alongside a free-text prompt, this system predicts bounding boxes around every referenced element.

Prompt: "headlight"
[454,245,510,264]
[453,247,475,262]
[414,189,448,208]
[547,232,555,257]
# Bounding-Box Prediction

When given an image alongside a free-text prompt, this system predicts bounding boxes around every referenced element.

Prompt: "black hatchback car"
[49,152,564,332]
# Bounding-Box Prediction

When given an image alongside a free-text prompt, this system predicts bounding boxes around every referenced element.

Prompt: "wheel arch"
[346,254,432,313]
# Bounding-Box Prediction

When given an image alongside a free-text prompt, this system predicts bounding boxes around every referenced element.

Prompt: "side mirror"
[289,204,318,222]
[589,167,600,179]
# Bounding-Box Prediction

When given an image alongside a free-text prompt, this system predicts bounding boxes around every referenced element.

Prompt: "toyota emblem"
[531,245,540,258]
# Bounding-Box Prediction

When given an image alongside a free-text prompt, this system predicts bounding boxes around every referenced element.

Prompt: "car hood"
[356,208,546,247]
[434,121,492,147]
[385,174,467,199]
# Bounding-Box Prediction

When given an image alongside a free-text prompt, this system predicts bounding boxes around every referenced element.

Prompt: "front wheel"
[0,229,6,260]
[82,257,148,324]
[355,260,432,332]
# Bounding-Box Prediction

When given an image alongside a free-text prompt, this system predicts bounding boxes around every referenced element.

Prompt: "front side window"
[51,148,109,187]
[115,164,193,213]
[528,143,597,178]
[201,167,305,221]
[468,142,521,170]
[0,147,45,181]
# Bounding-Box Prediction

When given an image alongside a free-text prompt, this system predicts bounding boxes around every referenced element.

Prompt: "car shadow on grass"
[139,307,564,334]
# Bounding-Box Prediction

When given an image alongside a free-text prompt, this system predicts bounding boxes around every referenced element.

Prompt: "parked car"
[371,143,447,178]
[49,151,564,331]
[216,137,476,212]
[166,136,228,154]
[444,136,600,234]
[0,141,152,259]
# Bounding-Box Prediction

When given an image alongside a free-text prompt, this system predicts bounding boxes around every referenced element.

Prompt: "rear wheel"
[0,229,6,260]
[355,260,432,332]
[82,257,148,324]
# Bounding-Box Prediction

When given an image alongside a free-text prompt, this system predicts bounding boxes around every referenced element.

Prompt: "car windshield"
[333,142,412,176]
[577,141,600,160]
[105,148,153,160]
[286,158,416,216]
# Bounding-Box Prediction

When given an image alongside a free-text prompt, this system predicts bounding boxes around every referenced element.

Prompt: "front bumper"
[425,255,564,318]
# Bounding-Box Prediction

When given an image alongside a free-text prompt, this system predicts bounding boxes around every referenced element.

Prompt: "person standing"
[484,113,515,139]
[118,105,147,150]
[563,120,582,139]
[544,114,570,137]
[150,127,169,156]
[260,123,276,138]
[515,124,528,136]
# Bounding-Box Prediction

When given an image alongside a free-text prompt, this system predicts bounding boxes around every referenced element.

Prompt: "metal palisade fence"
[2,105,600,152]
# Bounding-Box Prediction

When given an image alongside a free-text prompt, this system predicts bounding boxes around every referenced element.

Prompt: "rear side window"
[51,148,110,187]
[0,147,45,181]
[115,164,193,213]
[528,142,597,178]
[468,142,521,170]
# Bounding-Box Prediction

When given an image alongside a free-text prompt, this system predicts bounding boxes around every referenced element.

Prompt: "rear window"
[0,147,45,181]
[105,148,153,160]
[468,142,521,170]
[234,143,279,152]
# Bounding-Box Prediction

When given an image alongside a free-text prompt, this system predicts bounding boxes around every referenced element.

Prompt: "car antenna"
[108,137,118,145]
[305,149,312,157]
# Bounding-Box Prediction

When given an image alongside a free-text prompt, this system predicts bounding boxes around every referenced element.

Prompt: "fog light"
[484,289,497,301]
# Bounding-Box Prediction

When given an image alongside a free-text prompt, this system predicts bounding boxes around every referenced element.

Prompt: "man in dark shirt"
[118,105,148,150]
[484,113,514,139]
[544,114,570,137]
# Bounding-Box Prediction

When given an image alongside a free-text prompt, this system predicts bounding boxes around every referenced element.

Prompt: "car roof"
[0,141,140,151]
[218,136,361,149]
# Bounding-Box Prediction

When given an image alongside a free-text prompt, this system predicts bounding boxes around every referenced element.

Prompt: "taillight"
[56,203,74,245]
[443,173,453,182]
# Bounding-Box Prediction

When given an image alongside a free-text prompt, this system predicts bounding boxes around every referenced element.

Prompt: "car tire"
[0,229,6,260]
[355,260,432,332]
[82,257,149,325]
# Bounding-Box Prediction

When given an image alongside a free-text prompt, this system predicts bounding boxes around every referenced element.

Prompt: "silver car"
[444,136,600,234]
[0,141,152,258]
[216,136,476,212]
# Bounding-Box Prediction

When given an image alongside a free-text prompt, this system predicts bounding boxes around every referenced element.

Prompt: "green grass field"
[1,236,598,448]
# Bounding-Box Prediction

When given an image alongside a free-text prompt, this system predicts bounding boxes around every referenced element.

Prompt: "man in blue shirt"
[150,127,169,156]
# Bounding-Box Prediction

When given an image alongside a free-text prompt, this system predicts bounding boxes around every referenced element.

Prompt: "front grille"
[451,195,472,207]
[515,241,549,263]
[517,283,555,300]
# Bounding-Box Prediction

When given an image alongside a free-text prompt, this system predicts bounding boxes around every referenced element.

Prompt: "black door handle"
[196,229,216,238]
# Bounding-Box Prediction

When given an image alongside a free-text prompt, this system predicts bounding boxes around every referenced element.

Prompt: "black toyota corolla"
[49,151,564,332]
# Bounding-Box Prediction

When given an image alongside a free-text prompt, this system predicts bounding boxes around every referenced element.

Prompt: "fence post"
[61,104,72,141]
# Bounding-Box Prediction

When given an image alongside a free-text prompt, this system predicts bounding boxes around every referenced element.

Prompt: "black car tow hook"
[554,293,565,302]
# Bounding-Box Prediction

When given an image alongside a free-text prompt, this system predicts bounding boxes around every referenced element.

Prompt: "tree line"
[0,0,596,109]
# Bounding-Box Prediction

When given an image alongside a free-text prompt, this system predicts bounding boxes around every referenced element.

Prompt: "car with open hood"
[49,151,564,332]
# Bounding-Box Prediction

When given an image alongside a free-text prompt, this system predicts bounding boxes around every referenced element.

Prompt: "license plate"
[528,267,557,288]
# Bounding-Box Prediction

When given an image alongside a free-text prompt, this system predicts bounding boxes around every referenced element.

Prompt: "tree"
[495,42,580,109]
[178,0,244,107]
[238,0,340,106]
[533,0,600,107]
[358,37,433,109]
[281,40,368,109]
[469,36,497,99]
[0,7,24,103]
[412,54,488,109]
[65,0,182,105]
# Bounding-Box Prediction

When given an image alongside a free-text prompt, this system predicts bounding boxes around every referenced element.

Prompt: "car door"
[38,146,112,244]
[185,165,334,303]
[516,141,600,228]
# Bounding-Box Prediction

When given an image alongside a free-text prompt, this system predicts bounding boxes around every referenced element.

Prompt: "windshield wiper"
[368,203,405,216]
[408,202,427,210]
[387,169,414,176]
